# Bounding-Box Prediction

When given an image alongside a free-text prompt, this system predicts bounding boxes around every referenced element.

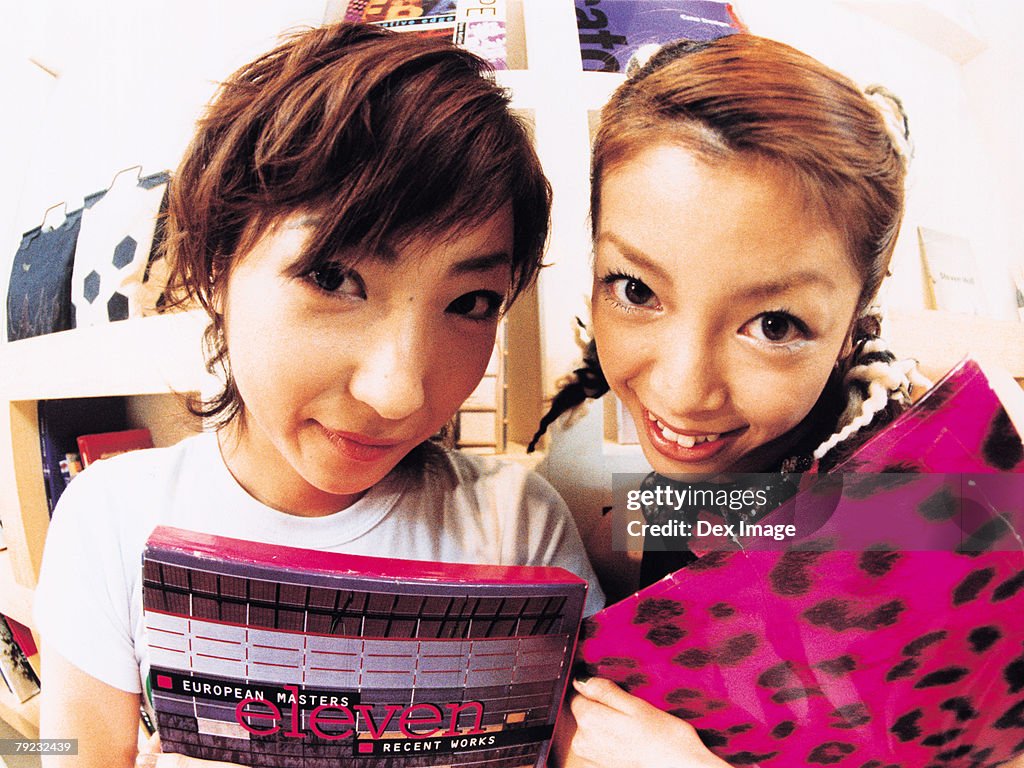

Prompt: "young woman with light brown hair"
[549,34,923,767]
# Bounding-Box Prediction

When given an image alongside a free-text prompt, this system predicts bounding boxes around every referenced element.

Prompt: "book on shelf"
[918,226,982,315]
[37,396,130,515]
[77,428,154,468]
[575,0,746,73]
[2,616,38,660]
[345,0,508,69]
[578,359,1024,766]
[143,526,587,767]
[2,615,40,680]
[0,615,40,705]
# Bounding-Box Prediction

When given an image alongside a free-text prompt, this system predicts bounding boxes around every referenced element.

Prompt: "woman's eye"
[743,312,808,345]
[607,276,658,308]
[309,265,364,297]
[447,291,503,321]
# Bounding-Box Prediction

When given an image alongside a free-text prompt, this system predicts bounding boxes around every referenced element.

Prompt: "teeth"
[656,419,721,448]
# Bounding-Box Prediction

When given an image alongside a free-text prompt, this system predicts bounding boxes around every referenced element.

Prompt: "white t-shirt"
[34,432,604,695]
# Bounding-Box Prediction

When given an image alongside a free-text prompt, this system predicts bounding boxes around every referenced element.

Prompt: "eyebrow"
[287,217,510,274]
[447,251,511,275]
[733,272,837,300]
[597,232,673,283]
[599,231,837,298]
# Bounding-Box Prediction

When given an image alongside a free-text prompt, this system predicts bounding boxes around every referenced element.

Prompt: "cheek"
[738,356,837,438]
[427,325,497,411]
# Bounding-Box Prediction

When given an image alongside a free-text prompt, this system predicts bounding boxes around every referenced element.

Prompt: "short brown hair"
[592,35,906,314]
[164,22,550,425]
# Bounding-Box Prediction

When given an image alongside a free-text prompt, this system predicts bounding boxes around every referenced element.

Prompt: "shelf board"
[884,309,1024,380]
[2,311,216,401]
[0,549,34,629]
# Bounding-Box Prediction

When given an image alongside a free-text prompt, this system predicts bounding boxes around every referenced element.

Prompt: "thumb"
[572,675,648,716]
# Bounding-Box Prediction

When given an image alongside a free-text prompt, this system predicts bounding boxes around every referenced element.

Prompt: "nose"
[645,329,729,418]
[347,319,427,422]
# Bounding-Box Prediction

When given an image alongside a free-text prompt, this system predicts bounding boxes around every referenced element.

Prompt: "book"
[37,396,129,515]
[3,616,38,660]
[0,615,40,704]
[918,226,982,315]
[142,526,587,766]
[575,0,746,73]
[454,0,508,70]
[577,359,1024,766]
[77,427,154,467]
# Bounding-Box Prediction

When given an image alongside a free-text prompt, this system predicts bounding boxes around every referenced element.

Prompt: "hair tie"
[863,85,914,169]
[625,43,663,78]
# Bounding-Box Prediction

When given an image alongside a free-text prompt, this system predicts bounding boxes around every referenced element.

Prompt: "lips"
[642,409,744,463]
[317,424,403,462]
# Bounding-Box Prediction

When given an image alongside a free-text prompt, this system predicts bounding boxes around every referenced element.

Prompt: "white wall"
[0,0,330,260]
[736,0,1021,318]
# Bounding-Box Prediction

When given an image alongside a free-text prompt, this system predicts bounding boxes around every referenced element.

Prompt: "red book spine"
[77,428,154,467]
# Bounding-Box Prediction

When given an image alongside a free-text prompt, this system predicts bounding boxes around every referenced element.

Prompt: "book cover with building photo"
[142,526,586,767]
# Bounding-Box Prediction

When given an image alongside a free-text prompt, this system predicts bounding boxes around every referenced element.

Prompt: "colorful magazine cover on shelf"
[142,526,586,767]
[344,0,507,68]
[575,0,746,72]
[578,359,1024,766]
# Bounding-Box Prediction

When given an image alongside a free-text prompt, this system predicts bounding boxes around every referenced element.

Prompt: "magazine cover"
[345,0,507,67]
[579,359,1024,766]
[143,527,587,767]
[575,0,746,72]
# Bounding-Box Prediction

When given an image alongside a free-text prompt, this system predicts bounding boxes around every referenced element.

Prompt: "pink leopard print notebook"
[578,359,1024,766]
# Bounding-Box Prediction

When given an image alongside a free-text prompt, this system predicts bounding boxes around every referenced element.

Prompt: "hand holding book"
[556,676,730,768]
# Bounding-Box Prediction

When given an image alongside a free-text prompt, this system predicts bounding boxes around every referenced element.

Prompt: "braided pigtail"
[812,312,931,467]
[527,337,609,453]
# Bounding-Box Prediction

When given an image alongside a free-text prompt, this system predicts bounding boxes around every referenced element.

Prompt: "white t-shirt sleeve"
[33,462,143,693]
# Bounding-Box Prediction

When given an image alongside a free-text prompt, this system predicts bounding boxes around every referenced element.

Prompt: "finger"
[139,733,162,754]
[572,676,649,717]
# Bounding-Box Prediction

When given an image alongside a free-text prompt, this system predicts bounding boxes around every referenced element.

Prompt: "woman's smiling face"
[592,144,863,475]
